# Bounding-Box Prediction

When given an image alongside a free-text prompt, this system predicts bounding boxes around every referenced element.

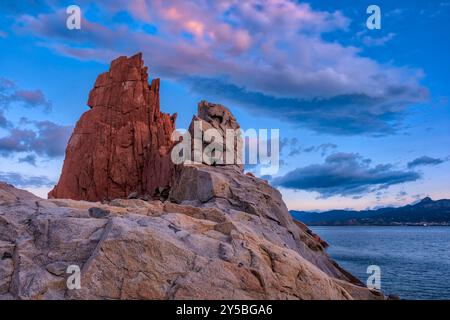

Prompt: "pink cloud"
[11,0,428,134]
[127,0,152,22]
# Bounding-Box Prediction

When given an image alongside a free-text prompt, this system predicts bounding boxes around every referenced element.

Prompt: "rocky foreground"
[0,165,383,299]
[0,53,385,300]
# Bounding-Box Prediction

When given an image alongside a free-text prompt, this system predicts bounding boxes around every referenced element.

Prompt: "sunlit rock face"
[48,53,176,201]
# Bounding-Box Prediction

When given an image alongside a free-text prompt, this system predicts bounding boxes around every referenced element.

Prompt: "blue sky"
[0,0,449,210]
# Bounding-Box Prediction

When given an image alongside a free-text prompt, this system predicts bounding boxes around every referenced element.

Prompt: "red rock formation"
[48,53,176,201]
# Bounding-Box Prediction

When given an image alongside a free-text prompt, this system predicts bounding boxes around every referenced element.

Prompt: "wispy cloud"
[362,32,396,47]
[280,139,337,157]
[303,143,337,156]
[407,156,447,169]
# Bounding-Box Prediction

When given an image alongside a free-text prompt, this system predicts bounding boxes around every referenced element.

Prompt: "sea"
[311,226,450,300]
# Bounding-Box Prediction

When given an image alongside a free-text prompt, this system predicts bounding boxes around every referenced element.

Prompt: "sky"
[0,0,449,211]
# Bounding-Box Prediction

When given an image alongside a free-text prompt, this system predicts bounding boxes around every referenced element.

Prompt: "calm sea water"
[311,226,450,300]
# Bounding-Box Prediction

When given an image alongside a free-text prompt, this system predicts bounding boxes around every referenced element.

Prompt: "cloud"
[0,77,15,91]
[362,32,396,47]
[0,171,54,188]
[396,190,408,201]
[280,137,298,150]
[0,77,52,111]
[11,0,428,135]
[385,9,404,17]
[288,148,301,157]
[272,152,421,197]
[186,76,427,135]
[0,80,70,158]
[0,128,34,155]
[281,139,337,157]
[303,143,337,156]
[12,90,52,110]
[0,110,10,128]
[0,119,72,158]
[407,156,446,169]
[280,137,301,156]
[18,154,37,166]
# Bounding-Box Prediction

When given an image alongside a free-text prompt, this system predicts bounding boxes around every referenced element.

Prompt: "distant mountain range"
[290,197,450,226]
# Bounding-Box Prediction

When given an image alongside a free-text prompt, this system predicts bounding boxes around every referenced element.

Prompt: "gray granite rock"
[0,178,383,300]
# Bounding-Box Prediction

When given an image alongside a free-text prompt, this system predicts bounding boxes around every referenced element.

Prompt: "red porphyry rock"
[48,53,177,201]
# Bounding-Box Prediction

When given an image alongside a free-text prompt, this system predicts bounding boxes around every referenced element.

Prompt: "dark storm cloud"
[407,156,446,169]
[272,152,421,198]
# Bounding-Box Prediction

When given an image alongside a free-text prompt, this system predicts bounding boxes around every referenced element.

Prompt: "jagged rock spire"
[49,53,176,201]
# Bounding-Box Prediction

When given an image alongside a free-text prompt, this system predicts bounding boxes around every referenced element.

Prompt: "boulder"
[187,101,243,169]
